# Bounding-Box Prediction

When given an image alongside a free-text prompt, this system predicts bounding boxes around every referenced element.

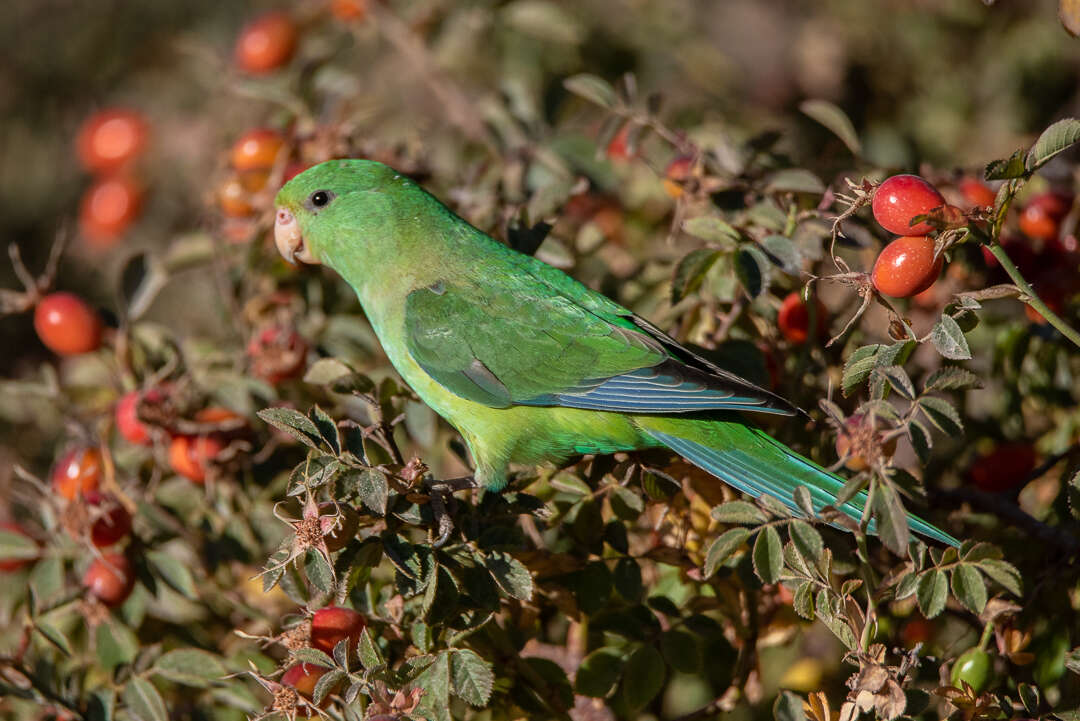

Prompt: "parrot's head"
[273,158,408,268]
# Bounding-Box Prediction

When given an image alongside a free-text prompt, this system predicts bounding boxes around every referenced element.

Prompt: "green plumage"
[275,159,958,547]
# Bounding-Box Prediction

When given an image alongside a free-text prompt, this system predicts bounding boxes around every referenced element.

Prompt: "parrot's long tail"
[634,414,959,547]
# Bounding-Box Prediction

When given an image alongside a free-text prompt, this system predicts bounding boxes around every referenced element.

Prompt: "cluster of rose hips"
[273,606,368,709]
[76,108,149,249]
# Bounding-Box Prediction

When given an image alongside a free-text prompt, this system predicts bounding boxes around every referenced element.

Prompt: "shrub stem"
[985,243,1080,348]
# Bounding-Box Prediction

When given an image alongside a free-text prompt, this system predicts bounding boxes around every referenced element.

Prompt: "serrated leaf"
[257,408,323,449]
[575,647,624,698]
[919,396,964,436]
[146,551,197,600]
[357,627,383,671]
[800,99,861,155]
[984,149,1027,181]
[704,527,751,577]
[308,405,340,456]
[951,564,987,614]
[620,644,665,710]
[450,649,494,706]
[872,481,910,556]
[123,678,167,721]
[682,216,740,245]
[752,526,783,584]
[916,569,948,618]
[414,651,450,721]
[352,469,388,515]
[563,73,616,108]
[1027,117,1080,170]
[815,591,857,649]
[789,520,824,562]
[293,647,336,667]
[878,365,915,400]
[792,582,814,619]
[978,559,1023,596]
[908,420,932,464]
[485,551,533,601]
[671,249,722,303]
[793,486,815,518]
[303,549,334,594]
[711,500,768,525]
[312,668,345,705]
[923,366,982,392]
[152,649,227,687]
[842,344,882,396]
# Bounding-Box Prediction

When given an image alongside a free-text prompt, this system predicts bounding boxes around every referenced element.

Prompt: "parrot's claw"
[425,476,476,547]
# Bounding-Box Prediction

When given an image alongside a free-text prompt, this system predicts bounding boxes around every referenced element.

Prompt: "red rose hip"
[34,292,103,355]
[871,235,944,298]
[967,442,1036,493]
[872,174,947,235]
[310,606,366,654]
[52,446,103,500]
[115,390,153,445]
[168,434,226,484]
[1019,192,1071,242]
[82,553,135,606]
[79,175,143,247]
[777,292,827,344]
[76,108,148,174]
[234,12,298,75]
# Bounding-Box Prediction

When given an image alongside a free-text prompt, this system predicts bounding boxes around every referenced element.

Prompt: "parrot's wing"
[403,276,794,415]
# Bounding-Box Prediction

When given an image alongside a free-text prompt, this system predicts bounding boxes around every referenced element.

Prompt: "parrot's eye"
[308,190,335,209]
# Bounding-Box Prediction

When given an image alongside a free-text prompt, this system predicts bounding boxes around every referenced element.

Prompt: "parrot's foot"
[426,476,477,547]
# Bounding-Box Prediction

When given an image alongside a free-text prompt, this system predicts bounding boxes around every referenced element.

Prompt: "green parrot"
[274,159,958,547]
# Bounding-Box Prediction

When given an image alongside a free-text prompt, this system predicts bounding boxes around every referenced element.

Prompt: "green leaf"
[414,651,451,721]
[619,644,665,710]
[682,216,740,245]
[765,168,825,195]
[671,249,722,303]
[977,558,1023,596]
[357,627,384,671]
[304,549,334,594]
[146,550,198,600]
[799,99,861,155]
[704,527,751,577]
[984,149,1027,181]
[485,551,533,601]
[312,668,344,705]
[152,649,227,688]
[907,420,932,464]
[789,520,824,562]
[916,569,948,618]
[563,73,616,108]
[97,617,138,672]
[309,405,340,456]
[29,557,63,611]
[0,528,37,562]
[1027,117,1080,170]
[919,396,964,436]
[1018,682,1041,716]
[256,407,323,449]
[923,366,981,392]
[842,344,882,396]
[613,557,643,602]
[293,647,336,667]
[792,582,814,620]
[950,564,987,614]
[660,630,702,674]
[450,649,494,707]
[123,678,168,721]
[793,486,816,518]
[872,481,910,556]
[302,357,354,385]
[815,590,857,649]
[752,526,783,584]
[351,469,388,515]
[877,365,915,400]
[575,647,624,698]
[710,500,768,525]
[735,245,770,298]
[34,616,73,656]
[774,689,809,721]
[761,234,800,273]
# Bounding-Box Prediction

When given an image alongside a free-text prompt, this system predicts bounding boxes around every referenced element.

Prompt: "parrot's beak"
[274,207,317,265]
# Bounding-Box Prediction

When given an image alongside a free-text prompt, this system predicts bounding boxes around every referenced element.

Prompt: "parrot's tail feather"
[637,417,958,547]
